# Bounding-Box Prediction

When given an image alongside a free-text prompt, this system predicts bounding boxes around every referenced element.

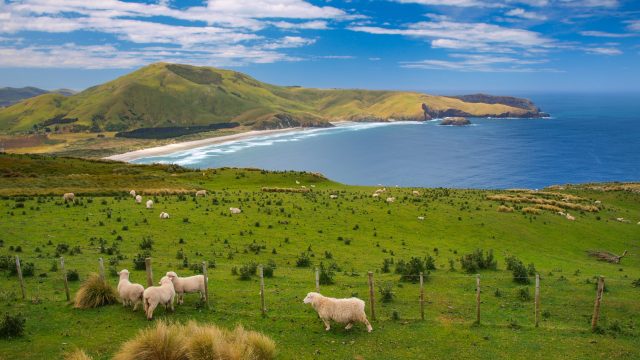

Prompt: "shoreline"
[104,127,306,162]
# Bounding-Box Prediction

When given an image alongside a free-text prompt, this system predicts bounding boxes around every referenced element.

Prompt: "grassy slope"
[0,63,535,133]
[0,154,638,359]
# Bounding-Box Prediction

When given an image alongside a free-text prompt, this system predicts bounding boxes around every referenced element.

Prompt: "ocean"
[132,93,640,189]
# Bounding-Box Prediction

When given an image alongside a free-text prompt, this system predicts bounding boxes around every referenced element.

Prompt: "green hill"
[0,63,544,135]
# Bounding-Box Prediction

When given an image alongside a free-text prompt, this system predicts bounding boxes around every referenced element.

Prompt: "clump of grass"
[113,321,276,360]
[64,349,93,360]
[378,282,395,303]
[73,273,118,309]
[522,207,541,214]
[0,313,26,339]
[497,205,514,213]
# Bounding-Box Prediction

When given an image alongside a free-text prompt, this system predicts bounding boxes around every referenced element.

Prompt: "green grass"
[0,154,639,359]
[0,63,541,134]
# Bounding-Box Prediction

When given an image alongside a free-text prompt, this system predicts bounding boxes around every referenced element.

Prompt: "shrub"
[139,236,154,250]
[318,262,335,285]
[459,249,497,273]
[517,287,531,301]
[632,278,640,287]
[238,262,258,280]
[113,321,276,360]
[64,349,93,360]
[0,313,26,339]
[295,252,311,267]
[425,255,436,271]
[67,269,80,282]
[381,258,393,273]
[263,260,276,278]
[378,282,395,303]
[396,257,427,282]
[506,255,530,284]
[133,253,150,271]
[74,273,118,309]
[10,260,34,277]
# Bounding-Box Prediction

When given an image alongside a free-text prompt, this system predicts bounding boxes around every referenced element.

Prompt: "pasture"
[0,154,639,359]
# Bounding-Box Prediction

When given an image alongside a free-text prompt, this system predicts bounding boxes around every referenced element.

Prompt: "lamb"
[229,207,242,214]
[372,193,379,198]
[142,276,175,320]
[135,195,142,204]
[63,193,75,202]
[386,197,395,203]
[130,190,136,197]
[166,271,206,304]
[303,292,372,332]
[117,269,144,311]
[159,212,170,219]
[195,190,207,197]
[412,190,421,196]
[566,213,575,221]
[146,199,153,209]
[330,194,338,199]
[418,216,425,220]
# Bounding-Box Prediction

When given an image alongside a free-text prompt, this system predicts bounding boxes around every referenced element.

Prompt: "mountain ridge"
[0,63,546,135]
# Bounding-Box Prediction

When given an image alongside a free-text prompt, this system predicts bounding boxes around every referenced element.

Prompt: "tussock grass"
[487,194,599,212]
[497,205,514,213]
[64,349,93,360]
[114,321,276,360]
[532,204,564,213]
[74,273,118,309]
[261,187,310,193]
[522,207,542,214]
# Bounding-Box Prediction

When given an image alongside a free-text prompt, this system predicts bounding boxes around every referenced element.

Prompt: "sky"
[0,0,639,93]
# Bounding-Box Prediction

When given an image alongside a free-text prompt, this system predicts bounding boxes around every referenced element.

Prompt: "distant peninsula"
[0,62,548,157]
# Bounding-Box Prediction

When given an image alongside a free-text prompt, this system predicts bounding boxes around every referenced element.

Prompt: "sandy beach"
[105,127,305,162]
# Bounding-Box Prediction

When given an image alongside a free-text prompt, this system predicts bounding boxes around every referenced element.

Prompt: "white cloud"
[579,31,635,38]
[505,8,547,20]
[262,36,316,49]
[394,0,502,8]
[400,54,555,72]
[627,20,640,32]
[269,20,329,30]
[585,47,622,55]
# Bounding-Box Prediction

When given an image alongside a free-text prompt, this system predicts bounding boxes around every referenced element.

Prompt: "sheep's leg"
[179,293,184,305]
[322,319,331,331]
[146,303,157,320]
[362,318,373,333]
[345,323,353,330]
[132,301,139,311]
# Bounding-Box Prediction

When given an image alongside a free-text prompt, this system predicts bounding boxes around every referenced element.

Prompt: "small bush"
[517,287,531,301]
[0,313,26,339]
[74,273,118,309]
[632,278,640,287]
[139,236,154,250]
[506,255,530,284]
[295,252,311,267]
[318,262,335,285]
[381,258,393,273]
[378,282,395,303]
[238,262,258,280]
[459,249,497,273]
[67,269,80,282]
[396,257,427,282]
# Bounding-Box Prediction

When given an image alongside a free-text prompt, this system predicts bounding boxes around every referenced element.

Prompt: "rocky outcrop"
[440,117,471,126]
[251,113,333,130]
[451,94,539,112]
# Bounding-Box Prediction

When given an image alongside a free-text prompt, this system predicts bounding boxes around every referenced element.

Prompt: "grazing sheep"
[130,190,136,197]
[412,190,421,196]
[165,271,206,305]
[229,207,242,214]
[374,188,386,194]
[295,180,300,184]
[566,213,575,221]
[418,216,425,220]
[310,185,316,188]
[143,276,175,320]
[63,193,75,202]
[117,269,144,311]
[330,194,338,199]
[372,193,379,198]
[146,200,153,209]
[303,292,372,333]
[135,195,142,204]
[195,190,207,197]
[159,212,170,219]
[594,200,602,205]
[386,197,395,203]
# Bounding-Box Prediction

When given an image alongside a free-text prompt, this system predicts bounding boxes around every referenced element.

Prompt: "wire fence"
[4,254,638,333]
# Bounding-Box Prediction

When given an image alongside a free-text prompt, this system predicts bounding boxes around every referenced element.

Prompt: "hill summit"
[0,63,545,135]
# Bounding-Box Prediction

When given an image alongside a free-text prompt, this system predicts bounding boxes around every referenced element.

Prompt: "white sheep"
[412,190,421,196]
[146,199,153,209]
[386,197,395,203]
[229,207,242,214]
[303,292,372,332]
[418,216,425,220]
[594,200,602,205]
[566,213,575,221]
[159,212,170,219]
[166,271,206,305]
[372,193,379,198]
[135,195,142,204]
[130,190,136,197]
[63,193,75,202]
[330,194,338,199]
[117,269,144,311]
[143,276,175,320]
[195,190,207,197]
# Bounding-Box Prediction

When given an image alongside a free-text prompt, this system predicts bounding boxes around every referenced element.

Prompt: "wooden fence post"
[591,276,605,332]
[15,256,26,300]
[475,274,481,325]
[98,257,105,280]
[368,271,376,321]
[202,261,209,307]
[535,274,540,327]
[259,265,266,316]
[315,267,320,292]
[419,272,425,321]
[60,256,70,301]
[145,257,153,287]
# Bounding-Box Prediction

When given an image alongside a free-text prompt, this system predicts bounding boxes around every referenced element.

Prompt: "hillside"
[0,153,638,359]
[0,87,75,108]
[0,63,545,135]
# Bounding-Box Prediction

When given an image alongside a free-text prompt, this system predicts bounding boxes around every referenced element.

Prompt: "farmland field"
[0,154,639,359]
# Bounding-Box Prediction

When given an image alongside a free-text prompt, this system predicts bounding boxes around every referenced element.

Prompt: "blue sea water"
[133,93,640,189]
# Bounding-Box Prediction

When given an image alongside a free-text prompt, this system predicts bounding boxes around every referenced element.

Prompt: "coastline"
[104,127,305,162]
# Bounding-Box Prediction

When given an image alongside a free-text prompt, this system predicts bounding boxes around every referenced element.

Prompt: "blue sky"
[0,0,639,93]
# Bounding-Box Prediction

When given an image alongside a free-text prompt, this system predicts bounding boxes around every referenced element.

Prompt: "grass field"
[0,154,639,359]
